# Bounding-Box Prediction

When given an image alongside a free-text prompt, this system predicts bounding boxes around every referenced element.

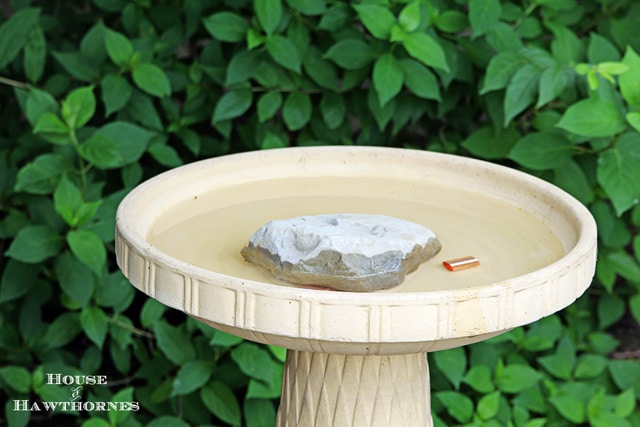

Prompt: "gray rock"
[241,214,442,292]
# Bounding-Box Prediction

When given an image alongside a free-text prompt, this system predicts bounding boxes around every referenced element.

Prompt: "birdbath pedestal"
[115,147,597,426]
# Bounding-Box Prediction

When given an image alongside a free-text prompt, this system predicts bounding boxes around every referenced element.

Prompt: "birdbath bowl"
[115,146,597,426]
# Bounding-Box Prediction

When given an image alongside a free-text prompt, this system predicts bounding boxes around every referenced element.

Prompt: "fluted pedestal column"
[276,351,432,427]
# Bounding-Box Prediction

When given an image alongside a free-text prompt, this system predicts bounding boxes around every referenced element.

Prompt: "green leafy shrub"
[1,0,639,426]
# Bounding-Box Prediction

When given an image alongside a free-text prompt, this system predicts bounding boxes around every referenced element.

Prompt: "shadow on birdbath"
[115,147,597,426]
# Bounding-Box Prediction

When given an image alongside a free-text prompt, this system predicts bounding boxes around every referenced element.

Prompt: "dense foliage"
[1,0,640,426]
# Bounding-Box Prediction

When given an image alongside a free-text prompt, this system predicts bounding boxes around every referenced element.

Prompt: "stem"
[69,130,89,196]
[0,75,29,90]
[109,316,155,339]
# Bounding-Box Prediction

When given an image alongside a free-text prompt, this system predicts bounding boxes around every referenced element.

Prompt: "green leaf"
[246,362,283,399]
[619,46,640,107]
[509,132,574,170]
[132,63,171,97]
[495,364,543,393]
[265,35,302,73]
[33,112,70,140]
[230,342,275,384]
[353,4,395,40]
[597,133,640,215]
[104,28,134,67]
[553,159,593,205]
[588,33,621,63]
[52,51,100,83]
[433,347,466,389]
[550,25,585,65]
[203,12,249,42]
[212,88,252,124]
[604,250,640,282]
[210,329,244,347]
[481,51,524,94]
[245,399,277,427]
[14,154,68,195]
[25,87,60,126]
[503,64,539,126]
[0,366,31,393]
[108,387,135,425]
[436,10,468,34]
[462,126,518,159]
[140,299,166,328]
[588,332,620,354]
[80,20,108,65]
[462,365,495,393]
[615,388,636,417]
[320,91,346,129]
[368,87,395,130]
[399,1,421,33]
[537,65,568,108]
[24,25,46,83]
[62,86,96,129]
[558,98,625,137]
[153,321,196,364]
[400,58,441,101]
[402,32,449,72]
[55,251,94,307]
[487,22,523,52]
[81,306,108,348]
[257,91,282,122]
[261,132,288,149]
[469,0,502,38]
[626,111,640,132]
[574,354,608,379]
[201,381,242,425]
[549,395,586,423]
[303,46,339,90]
[477,391,501,420]
[609,360,640,393]
[373,53,404,106]
[597,294,625,329]
[435,391,474,423]
[148,140,183,167]
[324,39,374,70]
[67,229,106,275]
[318,3,350,31]
[101,73,133,116]
[282,92,312,131]
[172,360,213,396]
[44,312,82,349]
[0,7,41,69]
[0,260,38,304]
[54,174,83,226]
[537,335,576,380]
[5,225,62,263]
[225,50,260,86]
[255,0,282,36]
[78,121,156,169]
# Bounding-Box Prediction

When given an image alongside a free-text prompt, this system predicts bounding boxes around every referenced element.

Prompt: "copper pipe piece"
[443,256,480,271]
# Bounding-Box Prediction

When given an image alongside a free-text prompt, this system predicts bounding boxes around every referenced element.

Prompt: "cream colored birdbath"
[115,146,597,426]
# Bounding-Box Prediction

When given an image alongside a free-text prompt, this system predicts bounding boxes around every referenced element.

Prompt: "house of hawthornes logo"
[12,373,140,412]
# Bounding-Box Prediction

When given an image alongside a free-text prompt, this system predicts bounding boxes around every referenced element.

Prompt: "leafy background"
[1,0,640,426]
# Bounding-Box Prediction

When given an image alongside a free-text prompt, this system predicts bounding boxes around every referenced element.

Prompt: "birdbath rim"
[115,146,597,354]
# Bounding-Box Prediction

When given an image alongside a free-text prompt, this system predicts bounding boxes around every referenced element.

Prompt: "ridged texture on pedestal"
[277,351,432,427]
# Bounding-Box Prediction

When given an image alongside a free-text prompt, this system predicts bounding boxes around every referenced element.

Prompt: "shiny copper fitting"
[443,256,479,271]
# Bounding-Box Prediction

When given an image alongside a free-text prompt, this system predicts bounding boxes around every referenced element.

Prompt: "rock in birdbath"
[241,214,442,292]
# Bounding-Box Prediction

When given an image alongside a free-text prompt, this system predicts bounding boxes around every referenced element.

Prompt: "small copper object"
[443,256,479,271]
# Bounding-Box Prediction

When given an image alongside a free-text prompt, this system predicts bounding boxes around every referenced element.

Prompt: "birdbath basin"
[115,146,597,426]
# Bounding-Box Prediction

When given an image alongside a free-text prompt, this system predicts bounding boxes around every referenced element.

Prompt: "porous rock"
[241,214,442,292]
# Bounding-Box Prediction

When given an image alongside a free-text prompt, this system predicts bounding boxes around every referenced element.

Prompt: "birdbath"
[115,146,597,426]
